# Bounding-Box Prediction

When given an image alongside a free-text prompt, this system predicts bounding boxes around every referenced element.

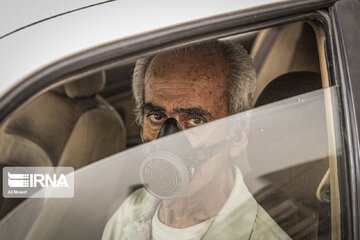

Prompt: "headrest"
[255,71,322,107]
[64,72,106,99]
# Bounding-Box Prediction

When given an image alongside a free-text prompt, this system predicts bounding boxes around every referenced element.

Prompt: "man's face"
[142,49,229,141]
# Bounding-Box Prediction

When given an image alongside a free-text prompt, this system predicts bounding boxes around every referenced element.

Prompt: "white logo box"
[3,167,74,198]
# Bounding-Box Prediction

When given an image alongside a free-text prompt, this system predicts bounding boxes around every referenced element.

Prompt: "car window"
[0,86,342,239]
[0,17,342,239]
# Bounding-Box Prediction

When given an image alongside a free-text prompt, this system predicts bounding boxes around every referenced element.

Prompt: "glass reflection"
[0,87,341,240]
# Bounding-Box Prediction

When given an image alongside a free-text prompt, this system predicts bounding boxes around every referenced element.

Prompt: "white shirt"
[102,165,291,240]
[151,206,215,240]
[150,166,249,240]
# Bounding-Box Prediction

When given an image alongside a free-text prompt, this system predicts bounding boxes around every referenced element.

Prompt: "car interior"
[0,19,337,240]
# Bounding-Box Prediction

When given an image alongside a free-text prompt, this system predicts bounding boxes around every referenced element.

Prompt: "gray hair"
[132,41,256,126]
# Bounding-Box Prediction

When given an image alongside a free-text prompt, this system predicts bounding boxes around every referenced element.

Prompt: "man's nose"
[156,118,182,139]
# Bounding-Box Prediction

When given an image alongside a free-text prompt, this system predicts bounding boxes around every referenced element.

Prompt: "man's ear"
[229,131,248,158]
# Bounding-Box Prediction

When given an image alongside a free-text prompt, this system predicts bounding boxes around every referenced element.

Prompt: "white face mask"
[140,118,228,200]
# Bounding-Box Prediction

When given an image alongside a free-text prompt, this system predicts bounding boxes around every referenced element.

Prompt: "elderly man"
[102,42,290,240]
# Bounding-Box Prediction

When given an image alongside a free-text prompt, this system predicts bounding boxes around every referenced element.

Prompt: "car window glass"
[0,71,128,219]
[0,86,342,240]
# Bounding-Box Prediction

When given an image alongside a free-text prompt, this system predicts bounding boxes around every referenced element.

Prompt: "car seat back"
[252,71,329,239]
[0,72,126,218]
[0,72,126,168]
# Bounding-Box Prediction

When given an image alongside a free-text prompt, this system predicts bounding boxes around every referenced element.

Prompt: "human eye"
[147,113,164,124]
[187,117,205,127]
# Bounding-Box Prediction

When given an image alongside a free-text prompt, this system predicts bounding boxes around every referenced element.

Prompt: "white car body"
[0,0,289,98]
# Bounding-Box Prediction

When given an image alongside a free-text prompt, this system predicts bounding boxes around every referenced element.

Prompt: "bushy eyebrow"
[174,107,213,119]
[143,102,213,119]
[143,103,165,112]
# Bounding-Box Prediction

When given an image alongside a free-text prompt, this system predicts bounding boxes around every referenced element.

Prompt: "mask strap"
[193,138,233,165]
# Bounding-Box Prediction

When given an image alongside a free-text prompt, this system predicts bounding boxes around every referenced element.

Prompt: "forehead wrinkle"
[148,85,197,93]
[151,86,198,91]
[151,91,196,100]
[143,102,165,112]
[147,80,217,92]
[147,78,214,89]
[147,51,226,80]
[149,80,207,84]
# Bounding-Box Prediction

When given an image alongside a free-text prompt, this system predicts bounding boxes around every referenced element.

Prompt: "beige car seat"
[0,71,126,169]
[0,71,126,217]
[253,71,329,240]
[251,22,320,104]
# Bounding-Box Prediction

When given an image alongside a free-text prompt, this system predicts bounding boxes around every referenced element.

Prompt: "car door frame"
[0,0,338,124]
[1,0,352,237]
[330,0,360,239]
